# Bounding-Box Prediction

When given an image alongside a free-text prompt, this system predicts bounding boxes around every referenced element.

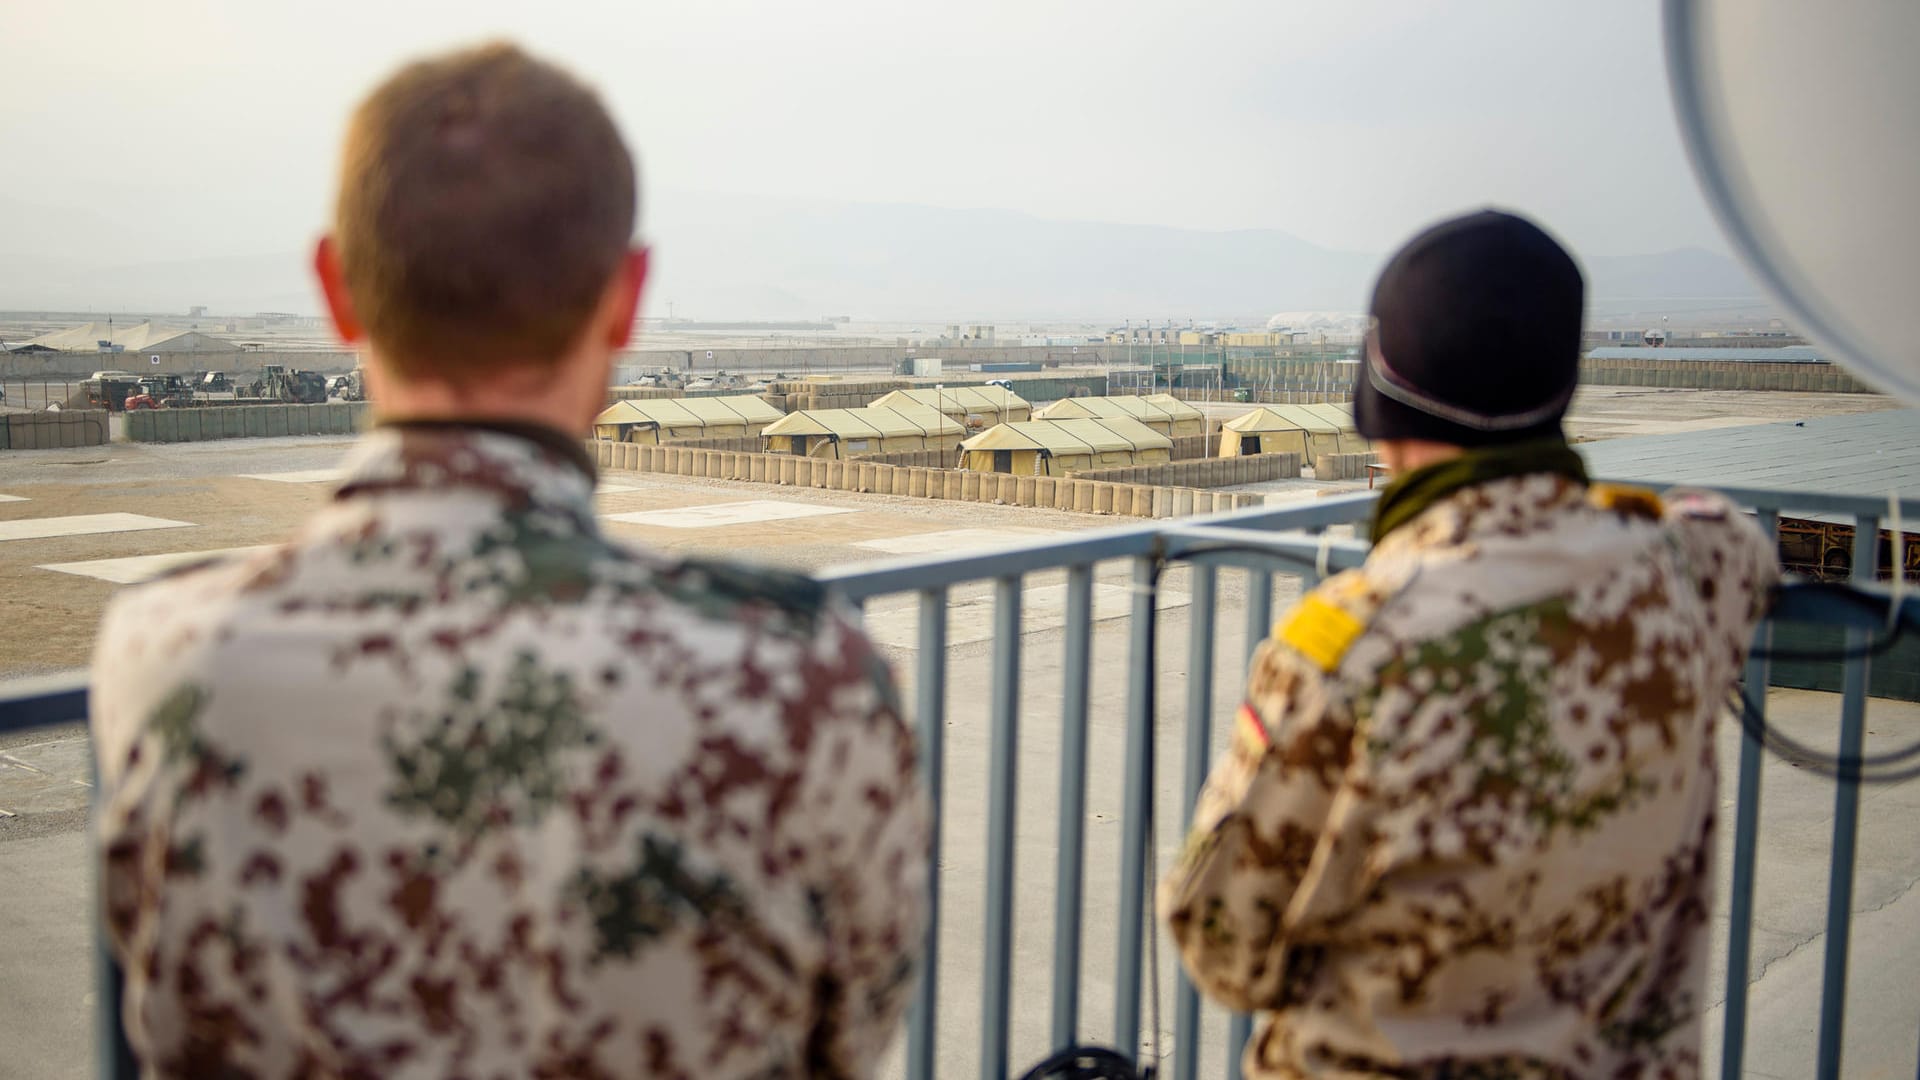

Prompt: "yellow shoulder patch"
[1588,482,1664,520]
[1275,592,1365,672]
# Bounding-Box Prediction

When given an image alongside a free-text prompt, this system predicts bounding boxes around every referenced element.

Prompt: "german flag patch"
[1234,703,1271,756]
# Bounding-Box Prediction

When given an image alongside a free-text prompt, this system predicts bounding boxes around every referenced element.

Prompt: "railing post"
[980,577,1022,1080]
[1226,569,1274,1080]
[1114,557,1156,1060]
[1173,564,1218,1080]
[907,588,948,1080]
[1051,565,1096,1050]
[1816,513,1879,1079]
[1720,508,1776,1080]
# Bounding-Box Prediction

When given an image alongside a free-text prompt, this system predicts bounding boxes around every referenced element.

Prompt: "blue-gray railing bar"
[979,577,1022,1080]
[0,669,88,735]
[1114,557,1157,1061]
[814,493,1382,602]
[1721,508,1778,1079]
[1172,563,1219,1080]
[1226,568,1275,1080]
[1050,565,1096,1050]
[1817,514,1880,1079]
[906,588,948,1080]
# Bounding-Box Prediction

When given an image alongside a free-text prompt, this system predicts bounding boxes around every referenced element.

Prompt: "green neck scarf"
[1369,438,1588,544]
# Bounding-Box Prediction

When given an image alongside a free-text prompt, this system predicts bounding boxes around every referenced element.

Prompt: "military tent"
[868,386,1031,428]
[593,396,785,443]
[1030,393,1206,437]
[761,406,963,458]
[959,417,1172,475]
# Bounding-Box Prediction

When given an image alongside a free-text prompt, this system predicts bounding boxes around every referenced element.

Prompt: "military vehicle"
[123,375,196,411]
[241,365,328,404]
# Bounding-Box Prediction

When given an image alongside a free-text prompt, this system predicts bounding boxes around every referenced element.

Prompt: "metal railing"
[2,483,1916,1079]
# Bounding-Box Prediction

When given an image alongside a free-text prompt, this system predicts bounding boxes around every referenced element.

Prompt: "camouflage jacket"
[1161,470,1777,1079]
[92,422,928,1079]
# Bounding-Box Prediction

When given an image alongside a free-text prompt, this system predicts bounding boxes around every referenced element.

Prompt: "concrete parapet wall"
[1576,357,1872,393]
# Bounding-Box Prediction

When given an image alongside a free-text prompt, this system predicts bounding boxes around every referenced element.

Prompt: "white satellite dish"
[1665,0,1920,403]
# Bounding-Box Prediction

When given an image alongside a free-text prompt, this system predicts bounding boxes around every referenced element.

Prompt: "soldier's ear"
[604,247,650,349]
[313,236,365,345]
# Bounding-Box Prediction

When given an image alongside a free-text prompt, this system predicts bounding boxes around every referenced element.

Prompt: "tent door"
[790,435,808,456]
[993,450,1013,474]
[1240,434,1261,455]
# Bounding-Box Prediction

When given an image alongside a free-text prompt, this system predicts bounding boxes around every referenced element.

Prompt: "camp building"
[868,386,1032,428]
[1031,393,1206,437]
[959,417,1172,475]
[1217,403,1365,459]
[761,406,964,458]
[593,396,786,444]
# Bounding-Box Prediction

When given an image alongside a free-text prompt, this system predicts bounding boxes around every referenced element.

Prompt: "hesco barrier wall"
[125,403,372,443]
[0,410,111,450]
[1071,452,1301,488]
[585,440,1268,519]
[1315,451,1383,481]
[0,348,360,380]
[1577,357,1872,392]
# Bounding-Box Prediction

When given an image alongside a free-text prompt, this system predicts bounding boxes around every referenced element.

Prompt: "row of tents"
[590,388,1365,473]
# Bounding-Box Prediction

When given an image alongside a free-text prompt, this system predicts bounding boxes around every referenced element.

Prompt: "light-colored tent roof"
[961,417,1173,455]
[763,406,963,440]
[20,322,241,353]
[595,395,783,429]
[1032,393,1203,423]
[1298,403,1359,430]
[1257,403,1346,435]
[1223,407,1314,434]
[870,386,1031,413]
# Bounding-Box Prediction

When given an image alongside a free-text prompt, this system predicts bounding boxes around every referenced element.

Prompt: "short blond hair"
[333,43,636,377]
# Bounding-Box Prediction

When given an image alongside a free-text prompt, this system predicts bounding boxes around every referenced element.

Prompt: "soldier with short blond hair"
[92,42,927,1079]
[1162,211,1777,1079]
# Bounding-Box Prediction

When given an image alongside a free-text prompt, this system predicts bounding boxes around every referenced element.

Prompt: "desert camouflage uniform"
[92,422,928,1079]
[1162,470,1777,1078]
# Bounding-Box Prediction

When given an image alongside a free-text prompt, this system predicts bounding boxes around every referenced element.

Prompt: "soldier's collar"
[374,417,597,482]
[1369,437,1588,544]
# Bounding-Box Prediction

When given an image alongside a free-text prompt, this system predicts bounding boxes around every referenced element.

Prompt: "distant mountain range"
[0,192,1767,323]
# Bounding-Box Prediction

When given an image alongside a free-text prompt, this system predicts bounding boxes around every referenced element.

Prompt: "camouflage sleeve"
[1159,582,1366,1013]
[88,587,177,958]
[1663,488,1782,686]
[794,609,930,1076]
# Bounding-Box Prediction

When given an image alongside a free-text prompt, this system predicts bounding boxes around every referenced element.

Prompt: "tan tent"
[868,386,1032,429]
[761,406,963,458]
[1238,403,1364,461]
[1218,407,1313,458]
[959,417,1172,475]
[1031,393,1206,437]
[593,395,786,444]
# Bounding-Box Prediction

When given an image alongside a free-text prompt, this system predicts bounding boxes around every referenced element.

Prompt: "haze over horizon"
[0,1,1763,322]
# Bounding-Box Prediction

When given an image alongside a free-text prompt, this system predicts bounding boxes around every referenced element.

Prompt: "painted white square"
[860,581,1188,650]
[595,482,644,494]
[38,546,276,584]
[603,500,855,530]
[0,513,194,543]
[239,469,344,484]
[855,527,1071,556]
[0,494,28,503]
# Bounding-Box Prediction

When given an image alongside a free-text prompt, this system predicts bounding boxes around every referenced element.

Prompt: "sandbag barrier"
[125,403,371,443]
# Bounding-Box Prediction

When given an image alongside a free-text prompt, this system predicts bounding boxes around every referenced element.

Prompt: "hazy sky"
[2,0,1721,264]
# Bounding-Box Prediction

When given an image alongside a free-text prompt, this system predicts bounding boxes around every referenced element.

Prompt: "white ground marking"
[0,494,28,503]
[853,527,1072,556]
[37,546,276,584]
[595,482,644,493]
[860,581,1189,650]
[0,513,194,543]
[238,469,345,484]
[602,500,856,529]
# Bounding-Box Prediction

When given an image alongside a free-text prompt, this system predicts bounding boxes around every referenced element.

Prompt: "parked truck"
[242,365,329,405]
